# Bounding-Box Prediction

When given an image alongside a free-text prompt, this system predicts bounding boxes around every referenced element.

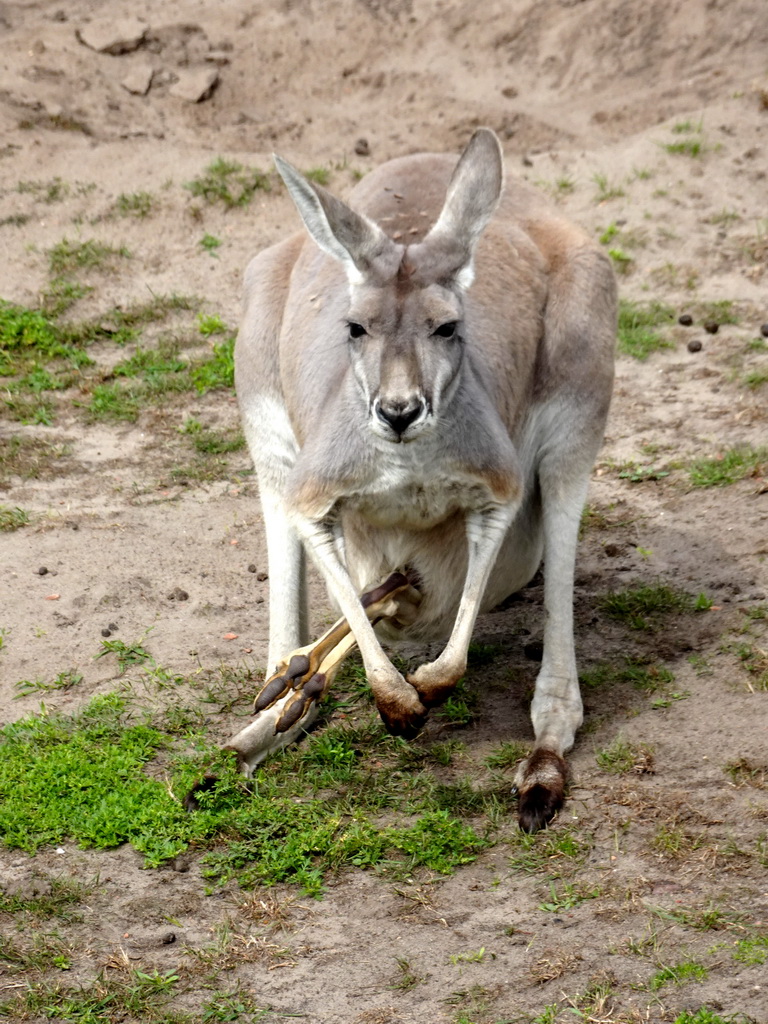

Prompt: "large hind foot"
[514,749,568,833]
[224,571,422,774]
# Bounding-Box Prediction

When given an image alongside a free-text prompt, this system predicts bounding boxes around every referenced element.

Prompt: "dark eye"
[348,322,367,339]
[433,321,458,339]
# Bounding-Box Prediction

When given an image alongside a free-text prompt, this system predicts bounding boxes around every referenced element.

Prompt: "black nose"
[376,398,423,436]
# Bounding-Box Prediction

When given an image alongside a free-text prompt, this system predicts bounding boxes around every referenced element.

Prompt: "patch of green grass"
[48,238,131,277]
[724,758,766,789]
[694,299,740,325]
[617,299,675,360]
[0,694,492,894]
[592,173,626,202]
[84,381,142,422]
[607,247,633,274]
[648,959,709,990]
[1,969,185,1024]
[191,335,236,391]
[96,635,153,673]
[538,880,602,912]
[17,177,70,203]
[688,445,766,487]
[304,166,331,186]
[595,736,654,775]
[743,368,768,389]
[200,232,222,256]
[485,741,529,770]
[0,505,30,531]
[14,670,83,699]
[198,312,228,336]
[616,460,671,483]
[436,679,479,727]
[185,157,271,207]
[664,138,704,157]
[0,300,68,360]
[115,190,154,218]
[183,417,245,455]
[599,582,707,631]
[732,933,768,965]
[508,826,592,876]
[673,1012,751,1024]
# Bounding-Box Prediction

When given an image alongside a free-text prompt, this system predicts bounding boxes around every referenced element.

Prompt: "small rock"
[37,566,48,575]
[205,50,231,66]
[687,339,703,353]
[354,138,370,156]
[121,64,154,96]
[704,320,719,334]
[109,622,118,631]
[169,68,219,103]
[76,17,148,55]
[101,628,112,637]
[760,323,768,337]
[160,931,176,945]
[247,564,257,573]
[678,313,693,326]
[256,571,268,582]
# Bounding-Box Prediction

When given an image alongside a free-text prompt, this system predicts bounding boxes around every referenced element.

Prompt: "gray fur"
[231,127,617,829]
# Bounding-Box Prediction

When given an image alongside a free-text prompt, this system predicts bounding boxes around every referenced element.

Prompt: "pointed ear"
[274,155,400,283]
[421,127,504,288]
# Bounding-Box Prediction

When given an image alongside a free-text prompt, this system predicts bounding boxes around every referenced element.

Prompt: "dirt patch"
[1,2,767,1022]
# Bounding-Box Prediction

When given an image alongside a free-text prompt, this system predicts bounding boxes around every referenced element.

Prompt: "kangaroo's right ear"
[274,155,400,283]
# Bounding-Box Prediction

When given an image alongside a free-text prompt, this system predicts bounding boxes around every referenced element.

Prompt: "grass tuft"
[617,299,675,360]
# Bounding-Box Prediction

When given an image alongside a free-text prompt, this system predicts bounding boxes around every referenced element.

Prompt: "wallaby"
[225,128,616,832]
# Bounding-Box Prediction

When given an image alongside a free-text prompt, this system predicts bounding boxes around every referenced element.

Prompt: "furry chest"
[344,473,495,530]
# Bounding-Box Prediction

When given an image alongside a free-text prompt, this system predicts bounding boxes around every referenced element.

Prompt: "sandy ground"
[1,1,768,1022]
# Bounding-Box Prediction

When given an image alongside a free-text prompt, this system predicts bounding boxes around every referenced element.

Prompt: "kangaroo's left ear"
[417,127,504,290]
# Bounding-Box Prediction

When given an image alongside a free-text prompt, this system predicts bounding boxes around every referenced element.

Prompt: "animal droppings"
[704,320,719,334]
[687,339,703,352]
[678,313,693,325]
[761,323,768,337]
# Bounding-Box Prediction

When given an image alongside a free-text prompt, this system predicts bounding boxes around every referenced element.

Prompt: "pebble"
[169,68,219,103]
[37,566,48,575]
[354,138,370,156]
[160,931,176,945]
[761,323,768,337]
[256,571,268,582]
[687,339,703,353]
[76,17,148,55]
[678,314,693,326]
[101,628,112,637]
[248,564,257,573]
[121,64,154,96]
[704,320,719,334]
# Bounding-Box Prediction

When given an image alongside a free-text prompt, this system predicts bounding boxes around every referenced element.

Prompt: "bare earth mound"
[1,2,767,1022]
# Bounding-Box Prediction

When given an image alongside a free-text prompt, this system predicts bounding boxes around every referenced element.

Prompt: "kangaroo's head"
[275,128,503,444]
